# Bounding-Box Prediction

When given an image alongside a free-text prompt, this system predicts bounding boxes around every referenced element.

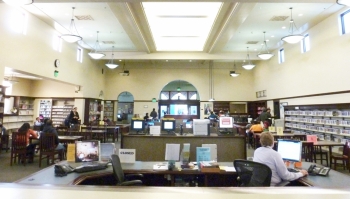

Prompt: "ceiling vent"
[246,41,259,44]
[269,16,289,21]
[75,15,94,20]
[102,41,116,44]
[119,70,129,76]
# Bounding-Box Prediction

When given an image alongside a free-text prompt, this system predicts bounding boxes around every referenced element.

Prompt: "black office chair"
[111,154,143,186]
[234,159,272,187]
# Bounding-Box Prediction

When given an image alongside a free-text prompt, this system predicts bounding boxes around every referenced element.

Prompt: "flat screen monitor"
[161,120,176,132]
[219,117,233,128]
[75,140,101,163]
[131,119,145,133]
[277,139,302,162]
[193,119,210,135]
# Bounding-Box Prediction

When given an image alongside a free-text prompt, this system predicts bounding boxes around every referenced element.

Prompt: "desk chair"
[39,133,63,167]
[234,159,272,186]
[330,141,350,172]
[111,154,143,186]
[313,146,329,166]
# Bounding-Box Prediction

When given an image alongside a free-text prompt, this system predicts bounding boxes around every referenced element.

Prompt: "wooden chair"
[106,127,119,142]
[302,142,314,162]
[10,132,28,166]
[39,133,63,167]
[313,145,329,166]
[330,142,350,172]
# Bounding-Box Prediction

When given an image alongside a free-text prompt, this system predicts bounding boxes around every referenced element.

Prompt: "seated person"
[34,117,42,126]
[144,113,149,121]
[253,132,308,186]
[248,120,263,146]
[103,116,112,125]
[208,111,218,127]
[187,117,193,122]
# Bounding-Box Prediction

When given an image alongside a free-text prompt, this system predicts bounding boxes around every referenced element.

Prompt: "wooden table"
[69,129,107,142]
[58,136,83,144]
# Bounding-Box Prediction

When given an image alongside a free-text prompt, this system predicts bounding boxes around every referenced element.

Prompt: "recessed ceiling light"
[254,49,257,51]
[298,14,303,16]
[271,35,275,38]
[119,60,122,62]
[282,26,286,29]
[166,60,168,62]
[189,60,192,62]
[266,39,269,42]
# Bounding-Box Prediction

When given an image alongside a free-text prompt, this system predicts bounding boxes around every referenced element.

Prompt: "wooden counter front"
[121,134,246,162]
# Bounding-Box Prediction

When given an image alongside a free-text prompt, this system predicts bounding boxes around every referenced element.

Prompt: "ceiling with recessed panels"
[8,0,347,63]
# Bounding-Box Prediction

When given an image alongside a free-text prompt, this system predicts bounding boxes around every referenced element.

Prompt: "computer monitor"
[193,119,210,136]
[131,119,145,134]
[277,139,302,162]
[161,120,176,133]
[219,117,233,128]
[75,140,101,163]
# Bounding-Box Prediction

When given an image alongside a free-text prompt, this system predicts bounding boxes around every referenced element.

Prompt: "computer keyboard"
[74,164,108,173]
[287,168,299,173]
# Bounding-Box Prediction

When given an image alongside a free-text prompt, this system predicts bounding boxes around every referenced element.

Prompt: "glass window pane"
[342,10,350,34]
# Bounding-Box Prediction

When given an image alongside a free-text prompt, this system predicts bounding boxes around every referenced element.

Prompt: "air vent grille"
[269,16,289,21]
[75,15,94,20]
[246,41,259,44]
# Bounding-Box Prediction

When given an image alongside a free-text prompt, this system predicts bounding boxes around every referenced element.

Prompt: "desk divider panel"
[121,135,246,162]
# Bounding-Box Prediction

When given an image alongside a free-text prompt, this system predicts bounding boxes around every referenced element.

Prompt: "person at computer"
[150,108,158,120]
[208,111,218,127]
[253,132,308,186]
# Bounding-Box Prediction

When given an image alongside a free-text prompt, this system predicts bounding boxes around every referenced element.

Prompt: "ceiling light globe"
[281,34,304,44]
[242,64,256,70]
[230,71,240,77]
[257,53,274,60]
[88,52,106,59]
[105,64,118,69]
[61,34,82,43]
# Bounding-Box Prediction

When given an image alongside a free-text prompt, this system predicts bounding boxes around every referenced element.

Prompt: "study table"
[15,161,350,188]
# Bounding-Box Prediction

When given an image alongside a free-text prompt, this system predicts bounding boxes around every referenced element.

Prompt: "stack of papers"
[153,163,168,170]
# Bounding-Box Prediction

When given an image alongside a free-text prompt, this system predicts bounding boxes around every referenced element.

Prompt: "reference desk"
[121,134,246,161]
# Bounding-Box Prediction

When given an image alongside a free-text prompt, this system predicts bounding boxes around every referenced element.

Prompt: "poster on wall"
[190,106,197,115]
[204,104,211,115]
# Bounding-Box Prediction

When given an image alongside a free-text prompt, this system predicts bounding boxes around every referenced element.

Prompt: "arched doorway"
[158,80,200,120]
[117,91,134,123]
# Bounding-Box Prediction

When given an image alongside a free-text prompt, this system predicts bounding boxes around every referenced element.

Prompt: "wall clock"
[54,59,60,68]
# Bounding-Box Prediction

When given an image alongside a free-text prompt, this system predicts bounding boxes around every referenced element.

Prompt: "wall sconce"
[54,70,59,77]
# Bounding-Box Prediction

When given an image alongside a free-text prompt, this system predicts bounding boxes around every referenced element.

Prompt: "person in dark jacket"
[41,119,64,151]
[258,107,272,126]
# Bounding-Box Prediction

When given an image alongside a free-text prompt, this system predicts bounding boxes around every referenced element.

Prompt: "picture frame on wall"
[204,104,211,115]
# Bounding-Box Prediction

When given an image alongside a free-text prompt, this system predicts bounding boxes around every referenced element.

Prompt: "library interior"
[1,0,350,198]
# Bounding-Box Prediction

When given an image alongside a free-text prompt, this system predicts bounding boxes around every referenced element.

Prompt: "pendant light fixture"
[60,7,83,43]
[281,7,304,44]
[105,46,118,69]
[337,0,350,6]
[88,31,105,59]
[242,47,255,70]
[2,0,33,5]
[230,61,240,77]
[209,61,215,102]
[257,31,274,60]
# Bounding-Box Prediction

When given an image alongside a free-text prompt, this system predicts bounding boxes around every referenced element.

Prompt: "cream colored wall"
[253,7,350,103]
[10,78,33,96]
[104,62,255,101]
[0,4,104,98]
[30,80,75,97]
[134,102,158,118]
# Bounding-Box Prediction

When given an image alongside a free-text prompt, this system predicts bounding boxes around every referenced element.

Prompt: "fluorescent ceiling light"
[142,2,222,51]
[3,0,33,5]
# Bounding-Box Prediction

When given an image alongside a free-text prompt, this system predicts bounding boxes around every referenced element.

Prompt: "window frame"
[278,48,285,64]
[301,33,310,53]
[77,47,83,63]
[340,9,350,35]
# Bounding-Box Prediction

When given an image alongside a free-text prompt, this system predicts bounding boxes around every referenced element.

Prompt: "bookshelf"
[284,103,350,143]
[51,99,74,126]
[213,101,229,114]
[104,100,114,121]
[84,98,102,125]
[3,96,35,130]
[0,86,5,125]
[39,99,52,118]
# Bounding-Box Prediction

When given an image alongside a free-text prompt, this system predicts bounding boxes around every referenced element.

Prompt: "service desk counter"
[121,134,246,162]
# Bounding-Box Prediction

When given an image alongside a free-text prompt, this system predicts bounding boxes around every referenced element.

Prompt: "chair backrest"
[234,159,272,187]
[302,141,314,162]
[11,131,27,151]
[111,154,125,184]
[343,141,350,156]
[40,133,57,152]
